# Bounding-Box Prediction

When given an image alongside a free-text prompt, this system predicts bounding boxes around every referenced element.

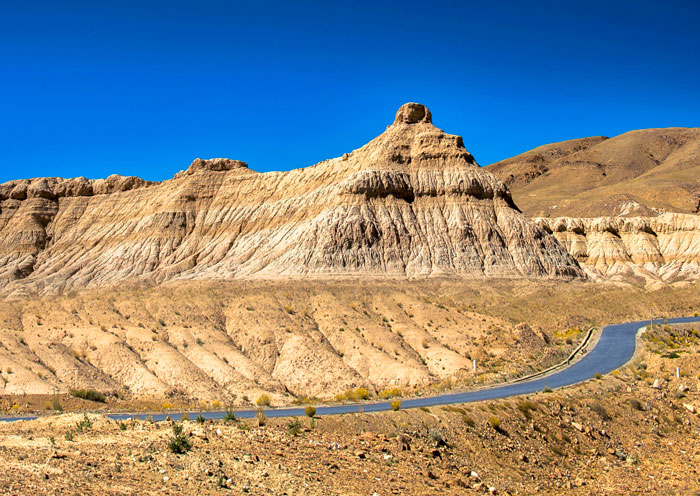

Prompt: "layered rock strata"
[536,213,700,285]
[0,103,583,296]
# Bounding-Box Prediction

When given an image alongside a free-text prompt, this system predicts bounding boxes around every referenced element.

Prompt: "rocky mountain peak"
[393,102,433,125]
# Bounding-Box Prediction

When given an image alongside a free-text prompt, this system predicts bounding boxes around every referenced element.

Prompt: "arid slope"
[487,128,700,217]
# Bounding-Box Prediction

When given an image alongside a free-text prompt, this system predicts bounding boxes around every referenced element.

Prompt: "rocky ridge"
[536,213,700,286]
[0,103,583,296]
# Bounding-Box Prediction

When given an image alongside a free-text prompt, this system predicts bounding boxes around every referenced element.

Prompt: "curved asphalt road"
[3,317,700,423]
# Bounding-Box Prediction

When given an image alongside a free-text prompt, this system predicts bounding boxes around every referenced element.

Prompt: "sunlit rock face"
[0,103,583,296]
[536,213,700,286]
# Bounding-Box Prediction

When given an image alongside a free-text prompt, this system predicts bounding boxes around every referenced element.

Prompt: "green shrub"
[118,422,127,431]
[428,429,444,446]
[196,414,206,424]
[167,424,191,454]
[75,414,92,433]
[594,372,603,380]
[256,394,271,407]
[223,404,237,423]
[64,431,74,442]
[69,388,106,403]
[488,416,502,430]
[287,419,302,436]
[390,400,401,411]
[542,386,553,393]
[304,406,316,418]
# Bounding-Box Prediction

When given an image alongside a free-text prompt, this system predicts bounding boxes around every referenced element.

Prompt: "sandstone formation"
[536,213,700,286]
[487,128,700,217]
[0,103,583,296]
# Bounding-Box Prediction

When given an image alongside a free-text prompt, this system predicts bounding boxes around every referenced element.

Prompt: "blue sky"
[2,0,699,182]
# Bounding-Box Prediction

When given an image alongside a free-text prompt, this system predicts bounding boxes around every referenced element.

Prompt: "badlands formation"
[0,103,582,297]
[1,104,699,404]
[537,213,700,287]
[488,127,700,286]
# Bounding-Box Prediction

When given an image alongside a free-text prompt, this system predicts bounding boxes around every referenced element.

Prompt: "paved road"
[3,317,699,423]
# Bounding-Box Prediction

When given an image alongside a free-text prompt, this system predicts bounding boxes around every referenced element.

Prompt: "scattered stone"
[683,403,696,414]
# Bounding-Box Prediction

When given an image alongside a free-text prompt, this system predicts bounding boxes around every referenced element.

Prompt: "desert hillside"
[0,103,582,297]
[2,322,699,495]
[2,279,699,409]
[487,128,700,217]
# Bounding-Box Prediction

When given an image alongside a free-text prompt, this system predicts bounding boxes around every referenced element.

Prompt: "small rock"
[571,421,584,432]
[430,448,441,458]
[679,384,690,392]
[652,379,661,389]
[683,403,696,414]
[162,476,169,482]
[470,471,480,480]
[426,470,438,480]
[354,450,366,459]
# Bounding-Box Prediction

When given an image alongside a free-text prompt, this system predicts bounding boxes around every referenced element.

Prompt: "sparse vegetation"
[70,388,106,403]
[517,399,537,419]
[256,408,267,427]
[390,400,401,411]
[287,418,302,436]
[223,404,237,423]
[167,423,192,454]
[335,387,370,402]
[75,414,92,433]
[304,406,316,418]
[378,388,403,399]
[256,394,271,407]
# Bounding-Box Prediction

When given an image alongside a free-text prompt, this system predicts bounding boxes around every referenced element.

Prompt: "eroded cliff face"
[536,213,700,286]
[0,103,583,296]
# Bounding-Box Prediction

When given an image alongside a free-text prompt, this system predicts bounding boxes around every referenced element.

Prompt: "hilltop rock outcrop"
[0,103,583,296]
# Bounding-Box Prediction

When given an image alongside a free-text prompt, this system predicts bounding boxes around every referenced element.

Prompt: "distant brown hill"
[486,128,700,217]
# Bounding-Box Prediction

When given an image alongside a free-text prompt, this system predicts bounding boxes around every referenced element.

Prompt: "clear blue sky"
[2,0,699,182]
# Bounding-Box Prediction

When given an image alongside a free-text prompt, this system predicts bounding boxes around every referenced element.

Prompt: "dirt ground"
[0,323,699,495]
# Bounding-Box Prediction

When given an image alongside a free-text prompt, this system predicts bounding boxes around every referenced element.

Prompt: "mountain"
[486,128,700,217]
[0,103,583,296]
